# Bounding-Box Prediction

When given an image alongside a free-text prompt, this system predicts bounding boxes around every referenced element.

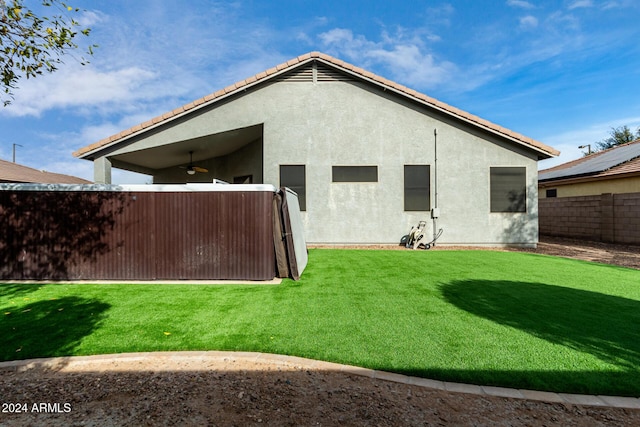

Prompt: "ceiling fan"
[181,151,209,175]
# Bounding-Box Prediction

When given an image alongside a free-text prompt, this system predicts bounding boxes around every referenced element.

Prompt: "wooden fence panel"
[0,190,276,280]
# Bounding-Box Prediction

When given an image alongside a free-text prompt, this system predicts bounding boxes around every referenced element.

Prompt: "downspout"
[432,129,439,245]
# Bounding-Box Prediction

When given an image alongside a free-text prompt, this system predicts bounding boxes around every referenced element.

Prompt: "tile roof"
[539,139,640,182]
[73,51,559,159]
[0,158,91,184]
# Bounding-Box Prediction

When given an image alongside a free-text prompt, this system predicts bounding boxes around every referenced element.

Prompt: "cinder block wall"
[614,193,640,244]
[539,192,640,245]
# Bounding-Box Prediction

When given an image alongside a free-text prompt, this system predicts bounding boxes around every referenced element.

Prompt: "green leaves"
[0,0,97,105]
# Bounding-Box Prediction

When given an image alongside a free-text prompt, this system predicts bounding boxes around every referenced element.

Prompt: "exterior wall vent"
[276,65,314,82]
[316,63,354,82]
[276,62,355,83]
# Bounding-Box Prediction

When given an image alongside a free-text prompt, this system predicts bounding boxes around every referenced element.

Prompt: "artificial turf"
[2,249,640,396]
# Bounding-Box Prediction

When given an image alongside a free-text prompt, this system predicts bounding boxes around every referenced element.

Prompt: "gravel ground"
[511,235,640,270]
[1,236,639,426]
[2,355,640,427]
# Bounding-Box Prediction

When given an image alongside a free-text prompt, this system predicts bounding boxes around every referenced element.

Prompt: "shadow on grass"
[0,296,110,361]
[0,283,45,299]
[440,280,640,368]
[423,279,640,395]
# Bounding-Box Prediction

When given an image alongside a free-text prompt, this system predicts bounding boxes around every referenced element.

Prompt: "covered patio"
[78,123,264,185]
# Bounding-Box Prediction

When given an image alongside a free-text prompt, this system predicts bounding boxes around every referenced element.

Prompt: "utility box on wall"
[0,183,306,281]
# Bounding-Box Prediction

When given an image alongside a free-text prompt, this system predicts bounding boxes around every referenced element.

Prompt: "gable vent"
[276,62,355,83]
[316,63,354,82]
[276,65,314,82]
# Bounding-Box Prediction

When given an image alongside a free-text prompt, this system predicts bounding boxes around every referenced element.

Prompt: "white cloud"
[519,15,539,29]
[507,0,536,9]
[545,11,581,32]
[1,66,160,117]
[368,45,457,88]
[75,113,161,148]
[0,1,283,118]
[601,0,637,9]
[38,159,94,181]
[1,0,292,182]
[465,11,583,88]
[318,28,456,89]
[568,0,594,9]
[425,4,456,26]
[23,116,158,183]
[78,123,126,146]
[78,9,106,27]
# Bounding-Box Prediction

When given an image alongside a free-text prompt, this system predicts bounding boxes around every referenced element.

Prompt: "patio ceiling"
[107,124,263,175]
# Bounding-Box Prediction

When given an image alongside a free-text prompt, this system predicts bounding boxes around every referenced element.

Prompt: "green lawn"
[2,249,640,396]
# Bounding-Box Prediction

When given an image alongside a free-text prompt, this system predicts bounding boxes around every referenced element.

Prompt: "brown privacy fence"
[0,184,306,281]
[539,192,640,245]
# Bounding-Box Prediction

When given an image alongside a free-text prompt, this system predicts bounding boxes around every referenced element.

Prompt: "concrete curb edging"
[2,351,639,410]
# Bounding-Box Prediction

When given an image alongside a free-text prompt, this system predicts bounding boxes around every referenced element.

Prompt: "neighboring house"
[0,158,91,184]
[538,139,640,245]
[538,139,640,198]
[73,52,558,246]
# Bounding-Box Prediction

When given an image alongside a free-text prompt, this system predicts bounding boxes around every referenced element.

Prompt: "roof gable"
[539,139,640,182]
[74,52,559,160]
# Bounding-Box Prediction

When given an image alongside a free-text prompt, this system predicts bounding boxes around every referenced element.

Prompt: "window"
[233,175,253,184]
[490,167,526,213]
[332,166,378,182]
[280,165,306,211]
[404,165,430,211]
[546,189,557,198]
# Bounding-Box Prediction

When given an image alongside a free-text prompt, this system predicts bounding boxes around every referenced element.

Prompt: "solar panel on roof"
[539,142,640,181]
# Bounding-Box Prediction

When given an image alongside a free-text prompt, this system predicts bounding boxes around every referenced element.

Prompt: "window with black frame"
[279,165,306,211]
[404,165,430,211]
[490,167,526,213]
[332,166,378,182]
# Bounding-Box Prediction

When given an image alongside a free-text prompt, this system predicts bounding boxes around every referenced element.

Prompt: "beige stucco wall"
[539,176,640,198]
[97,78,542,246]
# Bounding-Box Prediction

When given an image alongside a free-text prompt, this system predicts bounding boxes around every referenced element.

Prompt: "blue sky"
[1,0,639,183]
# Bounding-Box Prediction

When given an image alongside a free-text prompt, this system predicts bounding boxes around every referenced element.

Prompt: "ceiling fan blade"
[193,166,208,173]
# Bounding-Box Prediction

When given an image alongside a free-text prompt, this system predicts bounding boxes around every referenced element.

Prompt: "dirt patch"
[1,237,639,426]
[1,355,639,427]
[512,236,640,270]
